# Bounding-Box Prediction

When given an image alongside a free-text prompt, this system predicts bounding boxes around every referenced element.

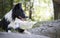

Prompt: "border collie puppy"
[0,3,27,32]
[8,18,36,34]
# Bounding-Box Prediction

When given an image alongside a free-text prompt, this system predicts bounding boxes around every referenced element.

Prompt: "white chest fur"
[5,10,13,22]
[14,18,36,29]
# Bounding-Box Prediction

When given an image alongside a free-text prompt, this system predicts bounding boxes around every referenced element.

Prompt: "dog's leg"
[24,30,31,35]
[7,27,12,33]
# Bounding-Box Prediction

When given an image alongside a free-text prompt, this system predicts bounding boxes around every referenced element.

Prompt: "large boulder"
[28,19,60,38]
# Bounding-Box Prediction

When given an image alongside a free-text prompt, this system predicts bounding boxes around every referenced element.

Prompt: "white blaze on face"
[5,10,13,22]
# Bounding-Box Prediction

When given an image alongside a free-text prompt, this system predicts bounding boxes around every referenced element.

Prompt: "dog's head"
[12,3,28,20]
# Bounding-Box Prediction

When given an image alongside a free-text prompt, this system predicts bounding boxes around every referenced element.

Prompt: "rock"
[1,19,60,38]
[0,32,50,38]
[28,19,60,38]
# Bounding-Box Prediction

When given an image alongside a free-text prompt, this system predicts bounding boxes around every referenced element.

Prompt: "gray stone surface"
[1,19,60,38]
[28,19,60,38]
[0,32,50,38]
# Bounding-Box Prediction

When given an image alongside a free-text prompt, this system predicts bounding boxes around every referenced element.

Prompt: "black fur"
[0,3,26,32]
[12,3,26,20]
[0,18,10,32]
[15,28,24,33]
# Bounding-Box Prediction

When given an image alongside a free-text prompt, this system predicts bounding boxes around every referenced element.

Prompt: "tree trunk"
[53,1,60,20]
[0,0,13,18]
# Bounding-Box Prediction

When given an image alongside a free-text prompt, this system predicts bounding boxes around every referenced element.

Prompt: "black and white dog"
[0,3,27,33]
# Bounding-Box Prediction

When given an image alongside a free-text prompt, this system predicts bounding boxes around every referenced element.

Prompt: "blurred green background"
[0,0,60,21]
[0,0,54,21]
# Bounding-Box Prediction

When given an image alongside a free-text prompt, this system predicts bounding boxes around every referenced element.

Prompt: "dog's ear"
[13,3,22,10]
